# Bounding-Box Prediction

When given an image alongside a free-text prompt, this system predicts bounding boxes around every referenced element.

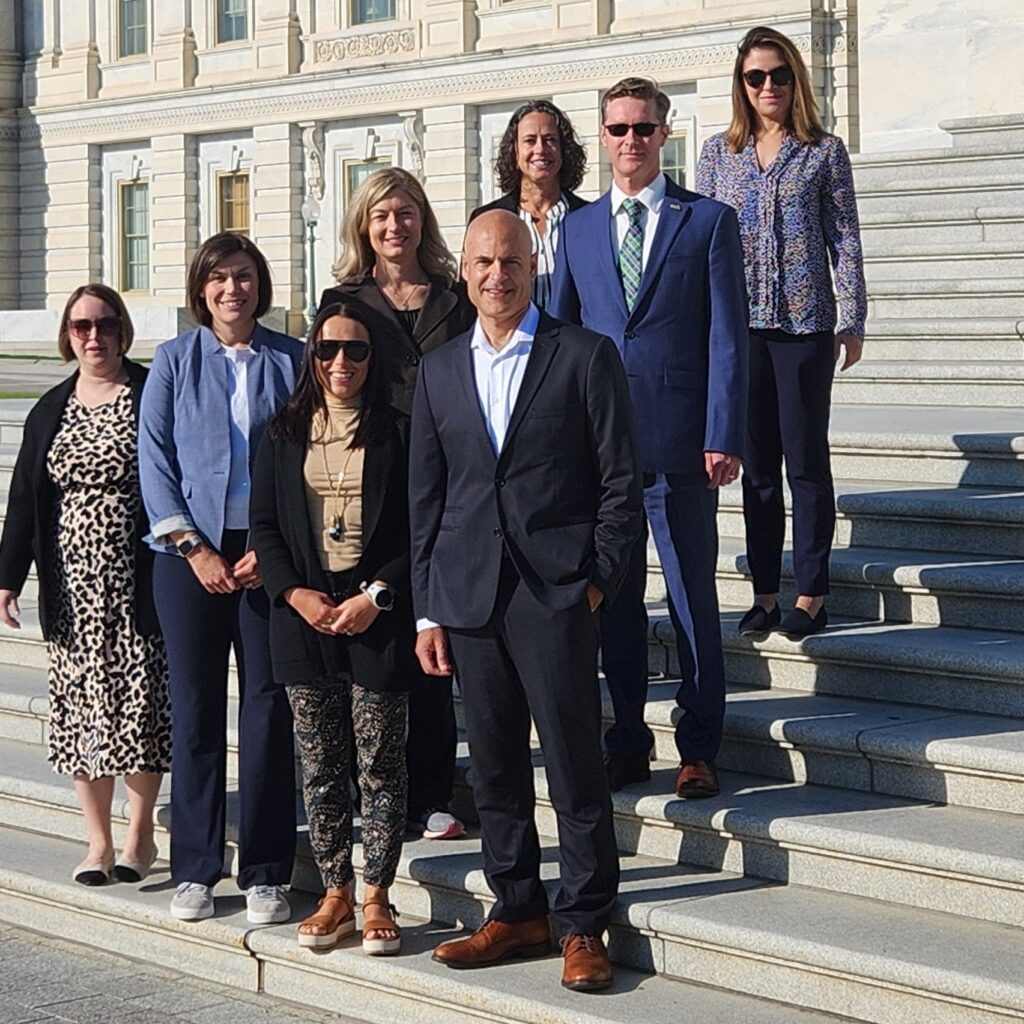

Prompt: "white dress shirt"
[610,173,667,274]
[417,303,540,632]
[221,344,255,530]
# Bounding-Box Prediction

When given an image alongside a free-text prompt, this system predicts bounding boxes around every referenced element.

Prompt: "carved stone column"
[420,0,478,60]
[255,0,301,76]
[150,134,199,302]
[422,103,478,256]
[152,4,197,90]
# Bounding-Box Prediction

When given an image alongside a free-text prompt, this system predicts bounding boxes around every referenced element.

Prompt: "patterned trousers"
[287,682,408,890]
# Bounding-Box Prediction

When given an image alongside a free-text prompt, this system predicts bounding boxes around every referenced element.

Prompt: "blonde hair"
[331,167,458,284]
[727,26,824,154]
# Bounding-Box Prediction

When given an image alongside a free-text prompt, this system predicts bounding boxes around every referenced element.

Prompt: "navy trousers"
[448,560,618,939]
[602,474,726,763]
[153,530,296,890]
[742,329,836,597]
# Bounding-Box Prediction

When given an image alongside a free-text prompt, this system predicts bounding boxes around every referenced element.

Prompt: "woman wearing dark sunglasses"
[250,302,413,955]
[697,25,867,640]
[0,284,170,886]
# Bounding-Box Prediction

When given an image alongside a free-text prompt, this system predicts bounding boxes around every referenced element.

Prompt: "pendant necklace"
[319,429,357,542]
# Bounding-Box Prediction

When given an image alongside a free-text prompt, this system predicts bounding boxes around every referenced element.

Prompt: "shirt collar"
[610,173,667,217]
[470,302,540,356]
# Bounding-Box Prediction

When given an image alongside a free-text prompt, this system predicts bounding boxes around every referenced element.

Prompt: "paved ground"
[0,923,364,1024]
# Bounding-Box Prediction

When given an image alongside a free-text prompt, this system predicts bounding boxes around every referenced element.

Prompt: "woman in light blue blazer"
[139,233,301,925]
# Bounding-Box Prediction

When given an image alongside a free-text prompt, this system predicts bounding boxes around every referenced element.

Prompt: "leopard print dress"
[45,389,171,778]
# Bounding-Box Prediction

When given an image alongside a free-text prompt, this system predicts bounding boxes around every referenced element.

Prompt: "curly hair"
[494,100,587,195]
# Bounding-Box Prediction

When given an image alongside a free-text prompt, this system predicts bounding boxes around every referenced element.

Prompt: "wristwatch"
[360,580,396,612]
[176,536,205,559]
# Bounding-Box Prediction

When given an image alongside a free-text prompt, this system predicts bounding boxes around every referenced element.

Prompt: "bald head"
[462,210,536,335]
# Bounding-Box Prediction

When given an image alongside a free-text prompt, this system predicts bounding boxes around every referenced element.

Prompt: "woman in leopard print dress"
[0,284,170,887]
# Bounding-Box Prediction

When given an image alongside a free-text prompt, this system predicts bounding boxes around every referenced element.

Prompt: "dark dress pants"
[742,329,836,597]
[153,531,296,890]
[447,560,619,939]
[644,473,726,763]
[405,669,457,821]
[599,528,654,758]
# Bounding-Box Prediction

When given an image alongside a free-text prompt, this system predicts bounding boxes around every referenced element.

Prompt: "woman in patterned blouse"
[697,25,867,640]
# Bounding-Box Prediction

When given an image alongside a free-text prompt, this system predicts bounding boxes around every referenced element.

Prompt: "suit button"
[624,331,636,340]
[405,354,420,365]
[493,528,503,538]
[495,479,506,488]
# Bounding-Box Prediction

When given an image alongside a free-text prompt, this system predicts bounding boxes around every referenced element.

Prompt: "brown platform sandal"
[297,887,356,949]
[362,896,401,956]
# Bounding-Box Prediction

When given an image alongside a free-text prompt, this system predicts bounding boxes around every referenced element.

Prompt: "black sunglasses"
[603,122,660,138]
[743,66,795,89]
[314,339,371,363]
[68,316,121,339]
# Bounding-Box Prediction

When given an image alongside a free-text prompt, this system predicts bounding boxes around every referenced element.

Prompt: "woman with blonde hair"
[697,25,867,640]
[319,166,472,843]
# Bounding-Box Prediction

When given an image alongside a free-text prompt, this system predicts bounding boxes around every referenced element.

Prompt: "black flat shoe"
[779,606,828,639]
[738,604,781,638]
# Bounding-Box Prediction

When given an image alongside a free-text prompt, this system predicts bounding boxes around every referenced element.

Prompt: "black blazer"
[0,359,158,639]
[470,190,589,223]
[319,276,475,415]
[250,411,415,691]
[409,312,643,630]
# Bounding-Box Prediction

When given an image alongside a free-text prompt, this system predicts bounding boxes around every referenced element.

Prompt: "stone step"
[833,377,1024,408]
[3,760,1024,1024]
[710,539,1024,634]
[860,207,1024,248]
[941,113,1024,149]
[852,142,1024,188]
[856,336,1024,362]
[866,279,1024,321]
[864,315,1024,339]
[715,479,1024,558]
[0,825,905,1024]
[865,252,1024,283]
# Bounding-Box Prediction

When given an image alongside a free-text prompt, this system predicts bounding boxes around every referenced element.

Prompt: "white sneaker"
[246,884,291,925]
[416,809,466,841]
[170,882,214,921]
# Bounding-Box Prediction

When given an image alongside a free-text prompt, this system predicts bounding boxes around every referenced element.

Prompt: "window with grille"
[218,0,248,43]
[344,157,391,204]
[120,182,150,293]
[218,172,251,236]
[662,133,688,189]
[352,0,396,25]
[119,0,147,57]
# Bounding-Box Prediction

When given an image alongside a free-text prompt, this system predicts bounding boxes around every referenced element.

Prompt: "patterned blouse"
[696,132,867,338]
[518,194,570,309]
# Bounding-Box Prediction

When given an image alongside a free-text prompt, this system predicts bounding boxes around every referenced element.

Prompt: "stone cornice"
[18,23,853,143]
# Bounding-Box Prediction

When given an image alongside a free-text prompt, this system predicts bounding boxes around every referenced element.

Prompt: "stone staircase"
[0,115,1023,1023]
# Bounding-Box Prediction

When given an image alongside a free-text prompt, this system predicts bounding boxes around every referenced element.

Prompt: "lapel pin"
[669,202,682,210]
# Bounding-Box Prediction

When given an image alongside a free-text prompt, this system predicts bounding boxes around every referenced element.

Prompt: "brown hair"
[332,167,457,285]
[58,283,135,362]
[727,26,824,153]
[601,77,671,125]
[186,232,273,326]
[494,100,587,195]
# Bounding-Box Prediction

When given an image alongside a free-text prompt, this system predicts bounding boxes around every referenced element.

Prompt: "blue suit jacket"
[550,175,749,475]
[138,323,303,551]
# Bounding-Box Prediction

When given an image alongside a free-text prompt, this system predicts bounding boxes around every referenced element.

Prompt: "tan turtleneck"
[304,394,365,572]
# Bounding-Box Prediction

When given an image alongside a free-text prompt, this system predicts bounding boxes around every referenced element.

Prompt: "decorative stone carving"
[313,30,416,64]
[301,122,325,202]
[401,110,424,180]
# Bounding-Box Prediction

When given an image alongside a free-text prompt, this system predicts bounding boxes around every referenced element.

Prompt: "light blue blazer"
[139,323,303,552]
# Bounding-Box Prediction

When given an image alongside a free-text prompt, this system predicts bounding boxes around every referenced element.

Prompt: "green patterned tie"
[618,197,644,312]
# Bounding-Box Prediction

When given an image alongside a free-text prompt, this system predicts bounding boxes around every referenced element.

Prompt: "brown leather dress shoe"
[675,759,720,798]
[605,753,651,792]
[432,916,551,969]
[560,934,613,991]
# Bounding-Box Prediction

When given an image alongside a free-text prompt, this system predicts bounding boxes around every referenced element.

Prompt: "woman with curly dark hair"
[470,99,589,307]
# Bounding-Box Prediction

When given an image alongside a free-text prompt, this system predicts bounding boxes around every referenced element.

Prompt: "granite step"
[852,142,1024,188]
[709,538,1024,634]
[0,825,890,1024]
[865,252,1024,283]
[715,478,1024,557]
[860,207,1024,248]
[866,278,1024,320]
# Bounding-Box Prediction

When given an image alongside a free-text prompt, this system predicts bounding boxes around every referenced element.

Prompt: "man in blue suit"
[550,77,748,798]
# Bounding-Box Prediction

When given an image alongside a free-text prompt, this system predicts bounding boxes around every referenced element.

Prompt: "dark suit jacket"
[319,276,475,415]
[549,174,749,475]
[469,190,589,222]
[0,359,158,639]
[409,311,643,630]
[250,411,415,691]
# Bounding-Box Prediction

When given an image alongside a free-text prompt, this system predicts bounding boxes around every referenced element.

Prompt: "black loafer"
[605,753,651,792]
[738,604,781,638]
[779,606,828,639]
